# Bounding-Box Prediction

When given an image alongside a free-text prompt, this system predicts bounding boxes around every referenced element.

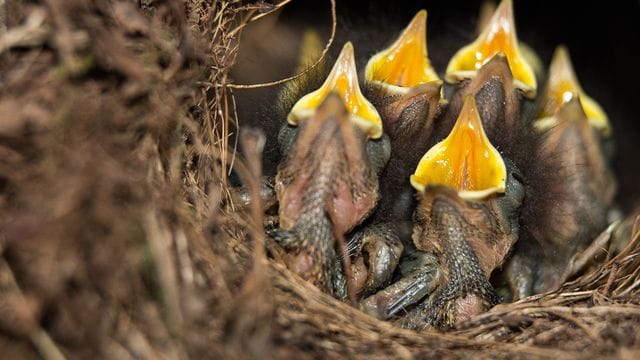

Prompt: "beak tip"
[496,0,514,17]
[551,46,573,72]
[445,0,537,96]
[414,9,428,24]
[410,175,426,192]
[555,45,569,57]
[365,9,439,88]
[343,41,354,52]
[338,42,356,64]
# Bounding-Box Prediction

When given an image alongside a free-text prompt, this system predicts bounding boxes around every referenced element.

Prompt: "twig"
[29,330,67,360]
[548,311,600,341]
[557,290,594,298]
[144,210,184,335]
[44,0,84,74]
[174,228,195,288]
[602,261,619,296]
[228,88,240,176]
[555,221,618,288]
[522,304,640,317]
[616,276,640,298]
[631,214,640,240]
[0,0,7,37]
[239,128,267,262]
[247,0,294,23]
[0,8,49,54]
[0,253,66,360]
[611,253,640,295]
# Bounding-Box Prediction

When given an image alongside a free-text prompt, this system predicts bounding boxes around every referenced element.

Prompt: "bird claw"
[345,223,405,298]
[360,251,441,320]
[267,227,299,250]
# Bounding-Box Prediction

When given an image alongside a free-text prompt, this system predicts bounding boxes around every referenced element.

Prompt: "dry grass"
[1,1,639,359]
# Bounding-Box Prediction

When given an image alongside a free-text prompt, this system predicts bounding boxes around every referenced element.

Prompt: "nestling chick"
[403,96,524,328]
[362,10,443,225]
[273,43,390,296]
[512,98,615,295]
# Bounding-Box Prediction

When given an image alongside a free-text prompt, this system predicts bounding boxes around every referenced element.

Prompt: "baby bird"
[403,96,525,328]
[273,43,390,296]
[362,10,444,226]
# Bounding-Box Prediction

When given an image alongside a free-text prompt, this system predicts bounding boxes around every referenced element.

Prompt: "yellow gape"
[411,96,507,200]
[365,10,440,92]
[534,46,611,136]
[288,42,383,139]
[445,0,536,98]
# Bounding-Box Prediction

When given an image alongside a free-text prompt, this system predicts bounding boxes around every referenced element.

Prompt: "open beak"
[288,42,383,139]
[411,95,506,200]
[476,1,543,78]
[365,10,440,93]
[533,46,611,136]
[445,0,536,98]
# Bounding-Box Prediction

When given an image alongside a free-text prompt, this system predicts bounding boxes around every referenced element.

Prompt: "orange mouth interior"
[289,42,383,139]
[365,10,440,89]
[411,96,506,200]
[445,0,536,98]
[534,46,610,136]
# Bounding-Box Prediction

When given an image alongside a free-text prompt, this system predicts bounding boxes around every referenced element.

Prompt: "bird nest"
[1,1,639,359]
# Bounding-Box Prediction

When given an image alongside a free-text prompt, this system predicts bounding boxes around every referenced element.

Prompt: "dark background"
[234,0,640,212]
